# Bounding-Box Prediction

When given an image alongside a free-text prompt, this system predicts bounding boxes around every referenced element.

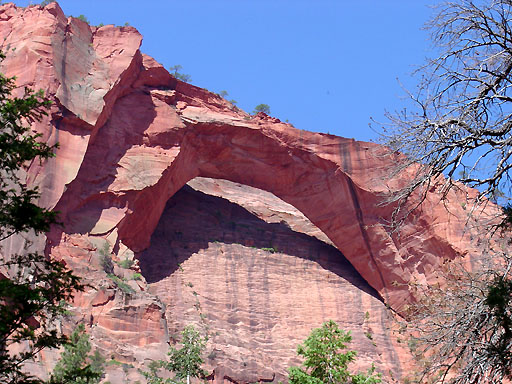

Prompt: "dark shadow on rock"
[138,184,383,303]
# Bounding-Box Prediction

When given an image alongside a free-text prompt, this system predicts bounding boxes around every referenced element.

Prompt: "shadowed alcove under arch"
[136,176,403,383]
[115,118,404,308]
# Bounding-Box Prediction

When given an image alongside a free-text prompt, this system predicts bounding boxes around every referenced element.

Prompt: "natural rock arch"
[0,2,473,312]
[45,59,472,313]
[105,81,470,312]
[116,113,395,299]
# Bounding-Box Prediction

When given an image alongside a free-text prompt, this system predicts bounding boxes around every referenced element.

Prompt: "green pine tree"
[168,65,192,83]
[253,103,271,115]
[49,324,105,384]
[0,49,84,384]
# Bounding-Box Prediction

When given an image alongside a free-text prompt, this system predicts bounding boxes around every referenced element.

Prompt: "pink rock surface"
[139,178,413,382]
[0,3,487,382]
[0,2,477,311]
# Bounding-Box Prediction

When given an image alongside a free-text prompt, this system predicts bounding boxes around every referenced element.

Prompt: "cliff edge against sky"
[0,2,486,382]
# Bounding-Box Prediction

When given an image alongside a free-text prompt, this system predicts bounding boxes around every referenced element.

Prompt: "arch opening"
[136,177,403,383]
[138,177,381,301]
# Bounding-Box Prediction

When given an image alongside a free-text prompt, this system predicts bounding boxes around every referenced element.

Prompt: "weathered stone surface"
[139,178,411,382]
[0,2,477,311]
[0,2,485,382]
[0,1,142,211]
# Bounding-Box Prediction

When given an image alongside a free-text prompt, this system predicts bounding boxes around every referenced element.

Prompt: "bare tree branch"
[378,1,512,383]
[380,1,512,222]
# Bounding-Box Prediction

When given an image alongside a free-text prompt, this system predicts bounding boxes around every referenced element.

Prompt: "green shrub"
[99,243,114,274]
[107,274,135,294]
[118,258,134,269]
[107,358,123,366]
[74,14,90,24]
[253,103,271,115]
[169,65,192,83]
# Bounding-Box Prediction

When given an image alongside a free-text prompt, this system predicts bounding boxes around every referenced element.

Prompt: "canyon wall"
[0,2,483,382]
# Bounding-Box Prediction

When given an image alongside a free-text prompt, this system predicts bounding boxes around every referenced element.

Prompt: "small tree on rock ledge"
[253,103,271,115]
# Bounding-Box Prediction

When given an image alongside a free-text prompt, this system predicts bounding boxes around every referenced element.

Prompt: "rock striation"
[0,2,484,382]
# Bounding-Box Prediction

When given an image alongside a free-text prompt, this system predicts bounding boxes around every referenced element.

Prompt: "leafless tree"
[381,0,512,221]
[400,236,512,384]
[379,1,512,383]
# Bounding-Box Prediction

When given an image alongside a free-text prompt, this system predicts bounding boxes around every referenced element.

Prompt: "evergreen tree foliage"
[0,60,56,239]
[39,0,56,7]
[168,65,192,83]
[253,103,271,115]
[0,50,83,384]
[49,324,105,384]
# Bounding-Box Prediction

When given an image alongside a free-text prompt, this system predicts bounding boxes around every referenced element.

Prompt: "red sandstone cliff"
[0,2,485,383]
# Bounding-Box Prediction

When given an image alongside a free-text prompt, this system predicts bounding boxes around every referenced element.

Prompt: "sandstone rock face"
[140,178,410,383]
[0,2,481,382]
[1,1,472,310]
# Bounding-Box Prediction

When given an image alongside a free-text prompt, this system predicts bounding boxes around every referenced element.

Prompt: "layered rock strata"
[0,2,483,382]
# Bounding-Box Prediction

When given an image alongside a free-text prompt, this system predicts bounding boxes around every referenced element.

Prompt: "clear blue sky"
[14,1,437,142]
